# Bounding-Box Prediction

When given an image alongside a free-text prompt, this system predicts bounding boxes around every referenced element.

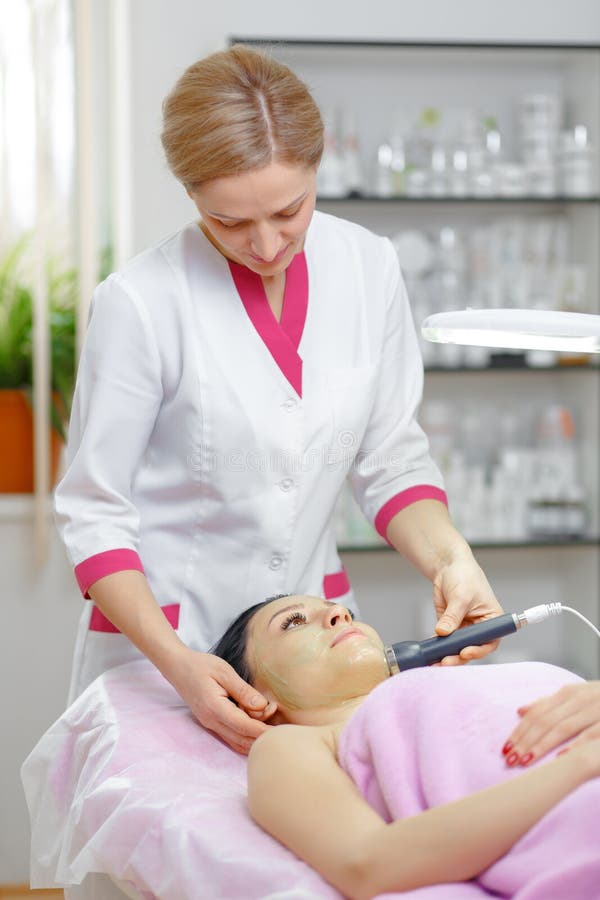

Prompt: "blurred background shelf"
[318,195,600,203]
[340,537,600,552]
[424,362,600,371]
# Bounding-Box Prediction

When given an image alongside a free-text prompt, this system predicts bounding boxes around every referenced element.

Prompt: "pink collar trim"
[228,251,308,397]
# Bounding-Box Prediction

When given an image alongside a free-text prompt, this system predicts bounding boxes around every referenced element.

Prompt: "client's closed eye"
[281,612,308,630]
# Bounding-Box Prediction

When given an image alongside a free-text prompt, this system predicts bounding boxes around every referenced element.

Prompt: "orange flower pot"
[0,389,63,493]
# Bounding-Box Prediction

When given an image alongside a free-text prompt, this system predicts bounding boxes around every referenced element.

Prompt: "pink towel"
[338,661,600,899]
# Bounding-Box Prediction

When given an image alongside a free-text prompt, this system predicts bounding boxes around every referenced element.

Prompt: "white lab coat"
[55,210,445,699]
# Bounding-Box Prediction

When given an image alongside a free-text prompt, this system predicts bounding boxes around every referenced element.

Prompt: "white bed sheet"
[22,659,340,900]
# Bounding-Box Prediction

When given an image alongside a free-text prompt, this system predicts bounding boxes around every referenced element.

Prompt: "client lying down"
[212,594,600,900]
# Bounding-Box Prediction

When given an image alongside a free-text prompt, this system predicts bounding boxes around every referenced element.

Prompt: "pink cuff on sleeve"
[74,548,145,599]
[89,603,180,633]
[374,485,448,539]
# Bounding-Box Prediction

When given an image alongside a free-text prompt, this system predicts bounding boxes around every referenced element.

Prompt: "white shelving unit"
[235,38,600,676]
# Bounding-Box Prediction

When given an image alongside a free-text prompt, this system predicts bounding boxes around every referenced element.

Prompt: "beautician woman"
[55,44,503,754]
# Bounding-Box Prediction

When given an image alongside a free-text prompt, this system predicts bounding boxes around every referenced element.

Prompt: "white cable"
[521,602,600,639]
[558,605,600,639]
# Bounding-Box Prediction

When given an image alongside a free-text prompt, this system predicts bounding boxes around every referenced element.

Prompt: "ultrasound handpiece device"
[384,604,600,675]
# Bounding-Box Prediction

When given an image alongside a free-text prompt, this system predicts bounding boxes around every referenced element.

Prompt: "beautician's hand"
[433,553,504,665]
[167,648,277,755]
[501,681,600,767]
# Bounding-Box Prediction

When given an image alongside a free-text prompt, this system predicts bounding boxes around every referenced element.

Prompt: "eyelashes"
[280,611,308,630]
[214,205,303,229]
[277,206,302,218]
[279,607,356,631]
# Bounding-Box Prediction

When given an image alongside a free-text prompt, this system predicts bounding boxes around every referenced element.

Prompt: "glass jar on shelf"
[372,139,394,197]
[317,110,347,198]
[340,109,365,196]
[557,125,596,197]
[405,106,442,196]
[527,405,587,540]
[389,128,407,195]
[469,116,503,197]
[518,93,561,197]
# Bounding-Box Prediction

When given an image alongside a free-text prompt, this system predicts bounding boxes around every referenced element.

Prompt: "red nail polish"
[506,751,519,766]
[502,741,513,756]
[519,752,534,766]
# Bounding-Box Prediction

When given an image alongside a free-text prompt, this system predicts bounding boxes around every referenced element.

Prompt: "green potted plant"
[0,237,77,492]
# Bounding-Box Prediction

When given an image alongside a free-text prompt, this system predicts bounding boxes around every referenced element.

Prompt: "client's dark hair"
[211,594,290,682]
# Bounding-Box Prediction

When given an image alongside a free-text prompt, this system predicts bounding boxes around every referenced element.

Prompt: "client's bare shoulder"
[247,723,341,827]
[249,721,338,767]
[248,725,338,796]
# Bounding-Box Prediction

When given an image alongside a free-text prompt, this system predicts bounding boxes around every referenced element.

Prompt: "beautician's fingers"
[210,700,272,754]
[211,666,278,720]
[207,671,274,728]
[433,562,503,643]
[208,718,265,756]
[198,689,272,753]
[437,640,500,667]
[501,682,600,765]
[220,666,271,714]
[458,640,500,662]
[167,650,272,753]
[246,700,278,720]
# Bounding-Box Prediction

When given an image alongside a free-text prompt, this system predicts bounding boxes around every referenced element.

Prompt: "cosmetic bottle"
[428,143,448,196]
[556,264,591,366]
[527,405,585,539]
[564,485,586,537]
[317,111,347,198]
[405,107,441,197]
[389,131,407,195]
[471,117,502,196]
[372,140,394,197]
[340,110,365,196]
[518,93,561,198]
[557,125,595,197]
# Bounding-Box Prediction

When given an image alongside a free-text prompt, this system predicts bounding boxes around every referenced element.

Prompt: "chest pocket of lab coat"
[327,364,378,459]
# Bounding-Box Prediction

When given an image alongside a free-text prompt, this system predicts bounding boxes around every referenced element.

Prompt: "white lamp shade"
[421,308,600,353]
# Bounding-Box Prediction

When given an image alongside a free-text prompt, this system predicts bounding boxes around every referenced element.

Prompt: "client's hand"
[433,553,503,665]
[501,681,600,767]
[167,648,277,755]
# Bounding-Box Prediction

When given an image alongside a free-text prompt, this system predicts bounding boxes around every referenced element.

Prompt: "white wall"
[3,0,600,885]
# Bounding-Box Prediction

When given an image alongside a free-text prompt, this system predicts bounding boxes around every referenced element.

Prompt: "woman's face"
[248,594,389,714]
[189,161,317,276]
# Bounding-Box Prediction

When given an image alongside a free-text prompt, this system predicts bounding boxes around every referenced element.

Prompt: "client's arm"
[248,724,599,900]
